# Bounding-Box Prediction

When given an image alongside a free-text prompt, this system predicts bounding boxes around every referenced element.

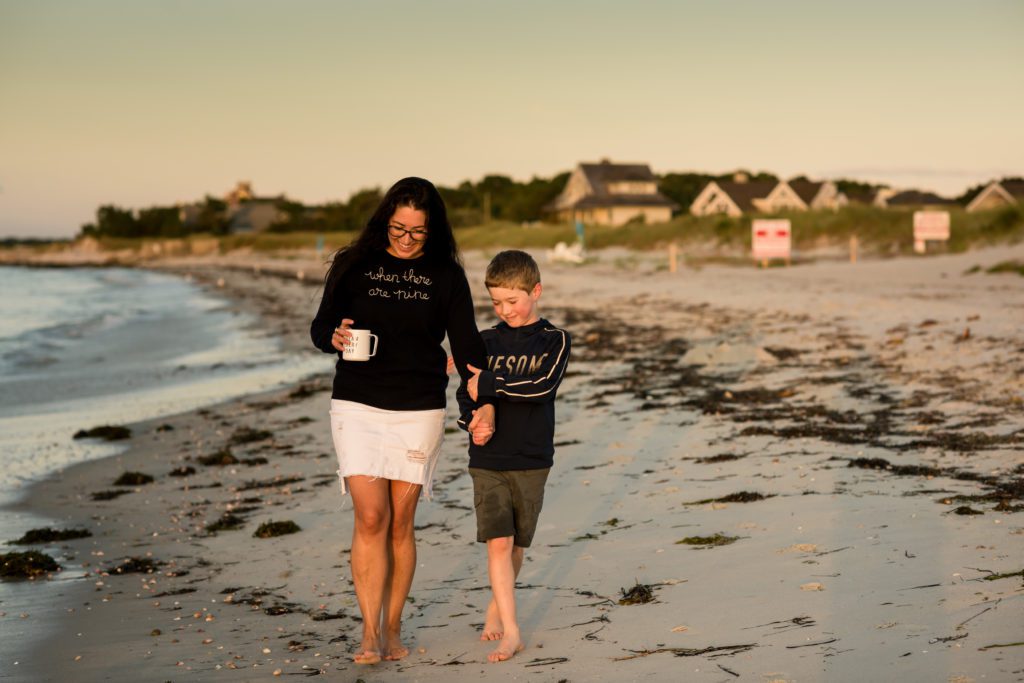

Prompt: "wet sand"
[4,245,1023,682]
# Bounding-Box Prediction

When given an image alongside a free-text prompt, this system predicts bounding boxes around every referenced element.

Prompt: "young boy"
[457,249,571,663]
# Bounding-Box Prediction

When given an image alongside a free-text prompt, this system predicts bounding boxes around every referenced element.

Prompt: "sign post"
[752,219,792,268]
[912,211,950,254]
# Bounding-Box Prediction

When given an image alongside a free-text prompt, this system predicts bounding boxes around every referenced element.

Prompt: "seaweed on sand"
[676,533,740,547]
[113,471,154,486]
[206,513,246,533]
[91,489,132,501]
[10,527,92,544]
[107,557,164,574]
[73,425,131,441]
[197,449,239,466]
[618,581,655,605]
[253,520,301,538]
[228,427,273,446]
[1,551,61,578]
[686,491,773,505]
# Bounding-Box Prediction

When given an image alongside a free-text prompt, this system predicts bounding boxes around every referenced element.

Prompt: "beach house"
[690,174,846,216]
[966,177,1024,212]
[544,160,679,225]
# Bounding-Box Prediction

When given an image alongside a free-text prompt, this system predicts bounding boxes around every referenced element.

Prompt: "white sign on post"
[752,219,792,263]
[913,211,950,253]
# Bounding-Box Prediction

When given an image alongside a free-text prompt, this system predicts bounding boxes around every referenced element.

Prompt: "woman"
[311,177,494,664]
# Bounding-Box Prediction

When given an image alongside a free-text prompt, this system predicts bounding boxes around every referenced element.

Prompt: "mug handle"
[368,334,379,358]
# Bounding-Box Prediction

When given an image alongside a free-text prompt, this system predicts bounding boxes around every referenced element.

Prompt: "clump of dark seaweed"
[1,551,61,578]
[206,513,246,533]
[676,533,740,547]
[198,449,239,466]
[950,506,984,516]
[113,471,154,486]
[10,527,92,545]
[73,425,131,441]
[687,491,772,505]
[168,466,196,477]
[91,489,132,501]
[695,453,746,464]
[229,427,273,446]
[848,458,941,477]
[253,520,301,538]
[983,569,1023,582]
[107,557,163,574]
[238,476,303,491]
[618,581,655,605]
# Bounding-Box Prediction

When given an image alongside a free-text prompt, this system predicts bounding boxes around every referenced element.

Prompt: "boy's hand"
[468,404,495,446]
[466,363,483,401]
[330,318,354,353]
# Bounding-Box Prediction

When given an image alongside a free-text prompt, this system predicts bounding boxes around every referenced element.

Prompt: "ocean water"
[0,265,335,675]
[0,266,330,501]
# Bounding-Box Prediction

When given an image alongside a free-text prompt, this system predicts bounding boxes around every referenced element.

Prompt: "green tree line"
[78,170,1003,239]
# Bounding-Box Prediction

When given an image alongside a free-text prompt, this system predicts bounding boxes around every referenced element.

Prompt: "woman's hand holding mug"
[331,318,354,353]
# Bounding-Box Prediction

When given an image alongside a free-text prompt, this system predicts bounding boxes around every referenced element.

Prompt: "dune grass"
[73,205,1024,257]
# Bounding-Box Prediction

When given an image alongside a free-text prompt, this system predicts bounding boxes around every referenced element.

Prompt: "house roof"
[886,190,956,206]
[574,193,679,209]
[713,180,777,212]
[788,179,824,205]
[579,161,658,184]
[1000,178,1024,198]
[547,160,679,211]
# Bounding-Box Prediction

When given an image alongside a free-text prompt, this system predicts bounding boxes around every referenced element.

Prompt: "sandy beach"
[3,244,1023,682]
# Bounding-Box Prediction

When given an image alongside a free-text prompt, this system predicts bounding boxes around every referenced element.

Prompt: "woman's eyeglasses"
[388,225,428,241]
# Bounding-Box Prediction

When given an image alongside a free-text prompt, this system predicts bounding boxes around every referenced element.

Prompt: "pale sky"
[1,0,1022,237]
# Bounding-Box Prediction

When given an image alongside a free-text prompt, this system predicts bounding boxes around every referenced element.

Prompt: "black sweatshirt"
[310,250,490,411]
[457,318,571,470]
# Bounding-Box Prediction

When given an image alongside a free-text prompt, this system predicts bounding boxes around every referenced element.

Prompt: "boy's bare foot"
[487,633,524,663]
[480,600,503,641]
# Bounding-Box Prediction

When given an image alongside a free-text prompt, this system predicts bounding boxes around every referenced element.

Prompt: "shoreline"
[3,246,1023,681]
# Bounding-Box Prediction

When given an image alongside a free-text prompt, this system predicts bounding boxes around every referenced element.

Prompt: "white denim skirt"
[329,399,446,500]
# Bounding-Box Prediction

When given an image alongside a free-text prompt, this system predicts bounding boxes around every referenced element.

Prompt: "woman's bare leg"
[381,480,422,660]
[347,476,391,664]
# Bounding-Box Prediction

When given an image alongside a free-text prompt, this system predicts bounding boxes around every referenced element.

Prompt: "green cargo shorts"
[469,467,550,548]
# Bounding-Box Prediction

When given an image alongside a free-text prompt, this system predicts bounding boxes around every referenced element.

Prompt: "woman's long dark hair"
[323,177,460,295]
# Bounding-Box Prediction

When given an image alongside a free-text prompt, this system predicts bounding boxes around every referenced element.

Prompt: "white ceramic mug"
[343,329,379,361]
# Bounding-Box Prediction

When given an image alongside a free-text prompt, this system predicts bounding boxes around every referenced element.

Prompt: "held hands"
[468,404,495,446]
[446,356,456,375]
[466,363,483,401]
[330,318,354,353]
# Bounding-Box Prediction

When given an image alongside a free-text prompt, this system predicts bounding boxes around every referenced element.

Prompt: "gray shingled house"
[544,160,679,225]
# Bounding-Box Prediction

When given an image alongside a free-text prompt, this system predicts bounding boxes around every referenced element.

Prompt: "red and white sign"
[752,219,791,260]
[913,211,950,241]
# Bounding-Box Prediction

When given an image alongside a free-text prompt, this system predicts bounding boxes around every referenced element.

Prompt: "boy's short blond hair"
[484,250,541,292]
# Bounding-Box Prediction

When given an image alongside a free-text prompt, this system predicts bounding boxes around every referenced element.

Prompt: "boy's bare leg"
[485,536,525,662]
[381,480,422,661]
[481,544,523,640]
[347,477,391,664]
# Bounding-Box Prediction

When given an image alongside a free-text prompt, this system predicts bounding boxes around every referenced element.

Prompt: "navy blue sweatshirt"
[457,318,571,470]
[310,250,489,411]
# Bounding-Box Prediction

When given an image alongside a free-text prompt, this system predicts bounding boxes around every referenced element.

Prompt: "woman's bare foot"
[487,632,524,663]
[382,643,409,663]
[480,600,503,641]
[353,649,381,665]
[353,633,382,665]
